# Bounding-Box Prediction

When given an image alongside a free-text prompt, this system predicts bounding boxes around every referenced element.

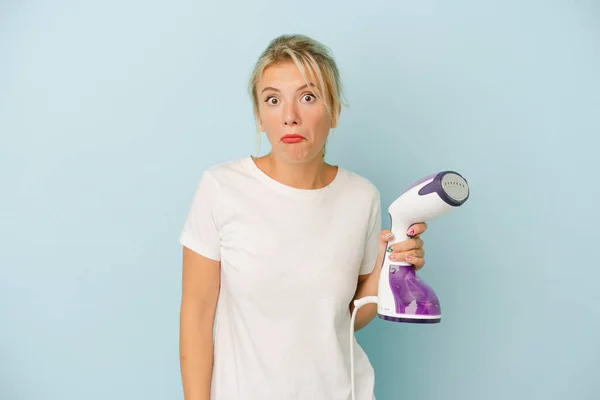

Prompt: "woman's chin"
[276,145,323,163]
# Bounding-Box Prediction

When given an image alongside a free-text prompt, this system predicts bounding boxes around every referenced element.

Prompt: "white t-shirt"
[179,156,381,400]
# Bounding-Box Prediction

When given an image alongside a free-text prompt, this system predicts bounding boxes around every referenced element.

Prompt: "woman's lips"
[281,134,305,144]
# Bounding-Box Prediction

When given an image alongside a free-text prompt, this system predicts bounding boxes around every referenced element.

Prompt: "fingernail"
[385,233,393,239]
[407,228,414,235]
[389,254,395,260]
[406,256,412,261]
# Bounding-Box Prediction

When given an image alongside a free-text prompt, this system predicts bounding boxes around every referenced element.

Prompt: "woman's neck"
[253,153,337,190]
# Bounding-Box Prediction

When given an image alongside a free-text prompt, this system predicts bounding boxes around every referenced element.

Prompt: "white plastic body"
[376,177,457,320]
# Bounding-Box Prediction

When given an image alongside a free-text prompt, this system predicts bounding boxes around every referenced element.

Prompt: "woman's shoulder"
[339,166,379,191]
[199,156,252,179]
[337,166,381,200]
[185,157,249,192]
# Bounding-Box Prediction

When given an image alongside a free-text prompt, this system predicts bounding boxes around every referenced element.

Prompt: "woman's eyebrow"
[260,83,316,94]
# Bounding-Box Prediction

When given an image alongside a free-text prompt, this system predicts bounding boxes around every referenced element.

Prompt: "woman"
[178,34,427,400]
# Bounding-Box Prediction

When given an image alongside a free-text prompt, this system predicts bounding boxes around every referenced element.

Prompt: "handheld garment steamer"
[349,171,470,400]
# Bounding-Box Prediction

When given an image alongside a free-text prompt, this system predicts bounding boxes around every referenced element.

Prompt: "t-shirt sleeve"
[179,170,221,261]
[359,188,382,275]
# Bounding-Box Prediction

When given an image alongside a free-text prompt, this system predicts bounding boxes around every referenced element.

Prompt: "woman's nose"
[283,104,300,126]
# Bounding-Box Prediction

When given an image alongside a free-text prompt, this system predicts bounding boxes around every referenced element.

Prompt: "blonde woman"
[178,34,428,400]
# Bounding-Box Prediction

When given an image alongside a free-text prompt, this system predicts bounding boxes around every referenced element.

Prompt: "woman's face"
[257,61,333,164]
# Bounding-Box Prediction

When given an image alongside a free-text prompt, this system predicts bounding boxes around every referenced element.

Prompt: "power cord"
[350,296,378,400]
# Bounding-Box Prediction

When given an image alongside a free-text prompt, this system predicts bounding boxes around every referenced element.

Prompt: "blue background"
[1,1,599,399]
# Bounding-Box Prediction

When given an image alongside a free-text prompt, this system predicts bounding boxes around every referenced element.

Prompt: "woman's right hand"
[376,223,427,270]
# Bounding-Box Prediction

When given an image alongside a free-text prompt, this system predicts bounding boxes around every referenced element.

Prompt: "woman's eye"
[266,97,278,105]
[303,94,315,102]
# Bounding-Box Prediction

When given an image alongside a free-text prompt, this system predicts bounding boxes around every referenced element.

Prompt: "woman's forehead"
[258,63,320,92]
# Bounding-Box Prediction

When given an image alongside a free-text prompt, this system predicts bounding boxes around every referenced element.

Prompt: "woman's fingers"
[387,248,426,270]
[407,222,427,238]
[388,238,423,253]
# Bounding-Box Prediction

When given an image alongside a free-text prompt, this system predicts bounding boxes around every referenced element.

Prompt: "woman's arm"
[179,246,221,400]
[350,262,382,331]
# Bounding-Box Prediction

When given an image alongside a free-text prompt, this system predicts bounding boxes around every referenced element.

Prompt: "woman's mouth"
[281,134,305,144]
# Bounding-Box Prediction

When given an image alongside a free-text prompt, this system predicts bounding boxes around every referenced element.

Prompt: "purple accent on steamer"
[418,171,469,207]
[378,314,440,324]
[403,173,437,193]
[386,264,441,321]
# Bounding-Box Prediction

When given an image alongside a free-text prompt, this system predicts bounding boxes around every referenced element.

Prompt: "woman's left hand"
[379,222,428,271]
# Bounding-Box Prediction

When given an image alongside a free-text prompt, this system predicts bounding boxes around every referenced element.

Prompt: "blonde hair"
[248,34,347,157]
